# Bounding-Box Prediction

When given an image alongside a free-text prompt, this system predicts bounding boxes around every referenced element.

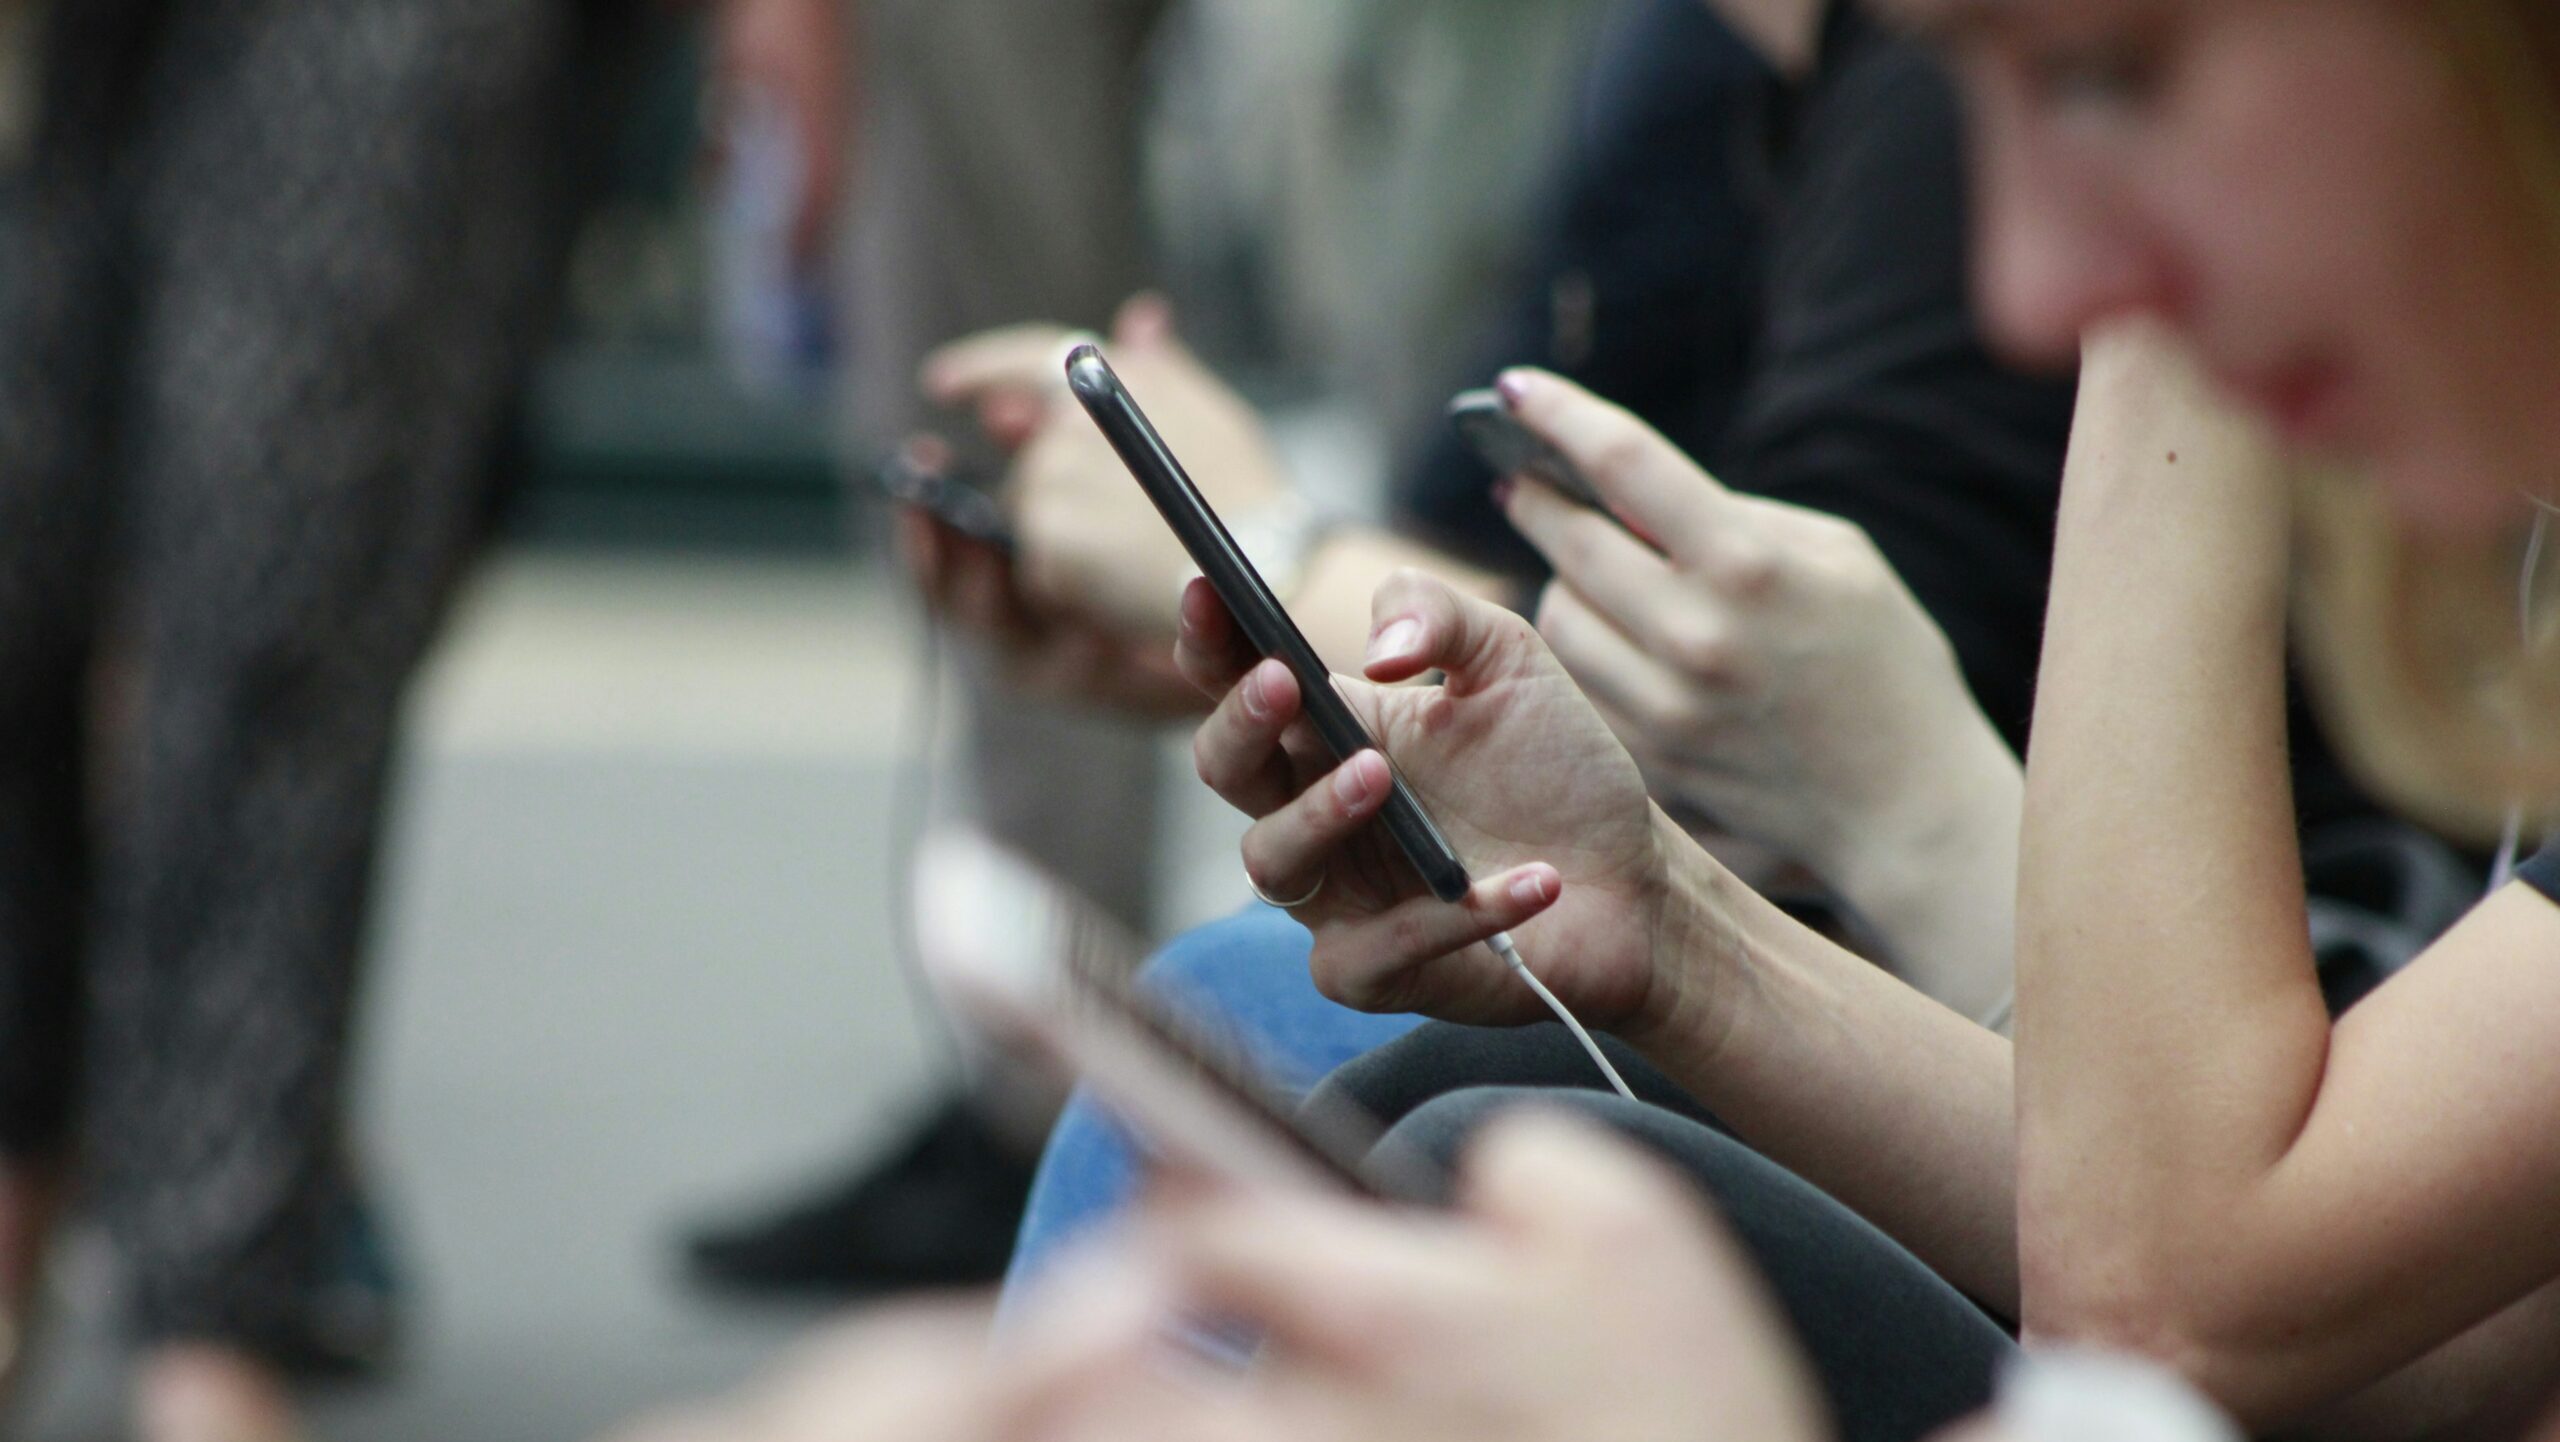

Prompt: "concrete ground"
[16,549,1222,1442]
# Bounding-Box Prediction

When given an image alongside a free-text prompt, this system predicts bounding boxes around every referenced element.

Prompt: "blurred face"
[1887,0,2560,536]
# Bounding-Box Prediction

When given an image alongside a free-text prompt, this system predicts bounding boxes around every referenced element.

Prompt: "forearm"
[2013,327,2333,1355]
[1826,710,2023,1029]
[1628,812,2022,1312]
[1290,529,1513,676]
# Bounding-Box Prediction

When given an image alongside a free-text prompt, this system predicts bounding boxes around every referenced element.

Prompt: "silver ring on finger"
[1247,869,1326,910]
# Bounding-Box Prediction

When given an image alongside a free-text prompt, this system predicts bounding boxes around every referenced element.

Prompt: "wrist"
[1617,806,1763,1074]
[1825,707,2021,923]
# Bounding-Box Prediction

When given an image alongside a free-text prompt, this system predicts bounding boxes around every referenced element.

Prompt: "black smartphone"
[874,440,1018,552]
[1065,343,1473,904]
[1448,389,1605,509]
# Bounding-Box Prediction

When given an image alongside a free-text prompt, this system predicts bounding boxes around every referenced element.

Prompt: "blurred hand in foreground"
[606,1114,1831,1442]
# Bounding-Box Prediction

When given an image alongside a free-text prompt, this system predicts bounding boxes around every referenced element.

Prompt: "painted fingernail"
[1368,618,1425,668]
[1334,752,1384,809]
[1495,369,1534,409]
[1509,868,1557,907]
[1491,476,1517,508]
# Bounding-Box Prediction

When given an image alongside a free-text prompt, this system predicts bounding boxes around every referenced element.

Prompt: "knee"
[1136,906,1311,1004]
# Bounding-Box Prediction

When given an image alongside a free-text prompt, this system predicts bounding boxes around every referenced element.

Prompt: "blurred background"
[0,1,1609,1435]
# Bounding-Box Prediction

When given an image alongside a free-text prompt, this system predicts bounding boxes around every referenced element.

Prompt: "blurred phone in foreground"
[914,831,1439,1203]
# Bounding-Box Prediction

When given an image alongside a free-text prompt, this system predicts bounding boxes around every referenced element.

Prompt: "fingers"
[1363,569,1543,694]
[1496,368,1735,562]
[1191,658,1310,820]
[1134,1185,1487,1372]
[1507,479,1737,671]
[1237,750,1392,904]
[1458,1111,1722,1250]
[1532,582,1705,739]
[1308,866,1563,1010]
[920,323,1085,404]
[1174,577,1262,698]
[1112,291,1177,349]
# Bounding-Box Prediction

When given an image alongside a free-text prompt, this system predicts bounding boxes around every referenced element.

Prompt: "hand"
[924,296,1292,635]
[1002,1112,1831,1442]
[1491,370,2019,903]
[1174,566,1706,1035]
[711,0,848,265]
[898,507,1206,719]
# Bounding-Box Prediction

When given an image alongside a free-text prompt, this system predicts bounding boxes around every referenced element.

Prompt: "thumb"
[1363,568,1546,695]
[1113,291,1179,350]
[1458,1110,1714,1249]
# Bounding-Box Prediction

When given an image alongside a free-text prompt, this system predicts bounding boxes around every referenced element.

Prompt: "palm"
[1305,648,1665,1031]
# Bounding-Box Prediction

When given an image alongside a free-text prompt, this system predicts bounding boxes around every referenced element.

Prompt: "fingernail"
[1243,662,1278,718]
[1368,618,1425,668]
[1491,476,1517,508]
[1509,869,1556,907]
[1495,369,1534,410]
[1334,752,1384,809]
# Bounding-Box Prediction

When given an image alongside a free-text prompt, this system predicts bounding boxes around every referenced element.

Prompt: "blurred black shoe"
[685,1097,1036,1298]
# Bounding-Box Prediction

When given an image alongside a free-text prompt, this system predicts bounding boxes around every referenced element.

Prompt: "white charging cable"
[1486,930,1638,1102]
[2491,502,2553,891]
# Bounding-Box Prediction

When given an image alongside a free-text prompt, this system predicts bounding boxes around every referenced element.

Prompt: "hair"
[2287,0,2560,846]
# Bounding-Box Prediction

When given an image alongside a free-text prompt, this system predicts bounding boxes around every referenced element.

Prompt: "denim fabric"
[999,906,1424,1312]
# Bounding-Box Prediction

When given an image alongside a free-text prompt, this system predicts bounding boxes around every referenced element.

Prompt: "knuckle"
[1714,542,1783,602]
[1190,728,1228,791]
[1662,616,1739,682]
[1589,432,1654,486]
[1308,947,1383,1011]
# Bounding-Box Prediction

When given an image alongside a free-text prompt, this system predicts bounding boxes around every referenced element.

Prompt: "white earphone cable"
[2491,503,2553,891]
[1487,930,1638,1102]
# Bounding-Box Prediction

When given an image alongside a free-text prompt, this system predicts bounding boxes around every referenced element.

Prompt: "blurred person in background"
[687,0,1610,1301]
[0,1,598,1437]
[683,0,1186,1301]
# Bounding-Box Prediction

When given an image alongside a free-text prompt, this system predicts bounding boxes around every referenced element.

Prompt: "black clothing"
[1400,0,1767,579]
[1403,1,2071,748]
[2521,839,2560,905]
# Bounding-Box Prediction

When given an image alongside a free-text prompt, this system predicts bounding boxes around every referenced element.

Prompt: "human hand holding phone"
[1487,371,2022,1012]
[925,296,1292,635]
[896,506,1205,719]
[1171,567,1697,1037]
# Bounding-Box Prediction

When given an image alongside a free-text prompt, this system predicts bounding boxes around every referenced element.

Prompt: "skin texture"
[914,296,1508,679]
[1893,0,2560,537]
[1173,569,2023,1310]
[1848,0,2560,1427]
[1493,369,2023,1025]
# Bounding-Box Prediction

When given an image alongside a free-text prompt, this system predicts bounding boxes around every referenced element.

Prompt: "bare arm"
[1628,833,2025,1310]
[2015,324,2560,1427]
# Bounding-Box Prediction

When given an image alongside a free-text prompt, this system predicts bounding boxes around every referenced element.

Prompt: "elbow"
[2021,1216,2292,1415]
[2023,1242,2214,1371]
[2022,1242,2322,1430]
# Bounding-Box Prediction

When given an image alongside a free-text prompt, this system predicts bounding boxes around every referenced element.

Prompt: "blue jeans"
[1000,906,1423,1306]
